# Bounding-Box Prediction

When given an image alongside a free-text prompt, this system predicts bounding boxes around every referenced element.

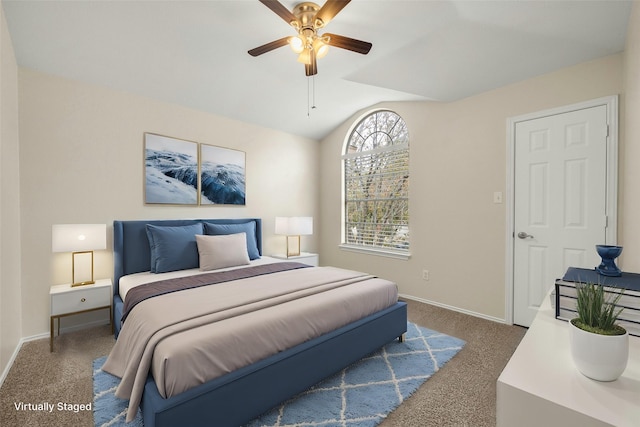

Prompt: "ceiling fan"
[248,0,372,76]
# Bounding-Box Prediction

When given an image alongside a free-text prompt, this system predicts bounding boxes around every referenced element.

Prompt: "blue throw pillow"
[203,221,260,260]
[146,223,204,273]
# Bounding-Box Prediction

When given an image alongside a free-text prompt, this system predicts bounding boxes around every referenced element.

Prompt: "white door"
[513,105,609,327]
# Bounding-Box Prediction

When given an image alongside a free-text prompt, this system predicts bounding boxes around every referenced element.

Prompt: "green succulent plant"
[571,282,626,336]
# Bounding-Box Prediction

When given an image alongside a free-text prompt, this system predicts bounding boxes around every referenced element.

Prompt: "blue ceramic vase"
[595,245,623,277]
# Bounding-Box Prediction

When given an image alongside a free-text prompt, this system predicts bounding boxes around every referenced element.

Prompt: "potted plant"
[569,282,629,381]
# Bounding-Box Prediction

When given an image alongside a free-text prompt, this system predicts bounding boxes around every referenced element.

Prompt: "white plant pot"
[569,320,629,382]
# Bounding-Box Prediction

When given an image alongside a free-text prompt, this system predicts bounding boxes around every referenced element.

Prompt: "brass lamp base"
[71,250,95,287]
[71,280,96,287]
[286,235,301,258]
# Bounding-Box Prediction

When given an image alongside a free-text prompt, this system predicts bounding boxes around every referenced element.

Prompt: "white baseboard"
[0,319,109,389]
[399,293,507,324]
[0,337,24,389]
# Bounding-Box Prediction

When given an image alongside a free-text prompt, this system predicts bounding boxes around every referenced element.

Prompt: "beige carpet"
[0,299,525,427]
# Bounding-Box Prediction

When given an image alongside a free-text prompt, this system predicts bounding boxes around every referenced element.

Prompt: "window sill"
[339,244,411,260]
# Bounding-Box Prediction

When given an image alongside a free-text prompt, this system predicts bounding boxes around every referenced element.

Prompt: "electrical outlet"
[422,269,429,281]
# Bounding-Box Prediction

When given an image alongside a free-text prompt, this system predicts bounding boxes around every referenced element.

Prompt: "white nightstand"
[271,252,319,267]
[50,278,112,352]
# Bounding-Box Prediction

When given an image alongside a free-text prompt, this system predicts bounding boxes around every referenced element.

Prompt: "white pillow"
[195,232,250,271]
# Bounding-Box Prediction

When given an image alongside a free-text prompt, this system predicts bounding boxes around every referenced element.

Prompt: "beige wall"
[0,2,22,376]
[18,69,319,337]
[621,1,640,271]
[320,54,625,321]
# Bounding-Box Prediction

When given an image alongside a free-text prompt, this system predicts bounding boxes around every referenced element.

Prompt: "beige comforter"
[102,265,398,422]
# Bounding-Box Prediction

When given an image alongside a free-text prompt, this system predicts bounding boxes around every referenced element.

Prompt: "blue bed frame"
[112,218,408,427]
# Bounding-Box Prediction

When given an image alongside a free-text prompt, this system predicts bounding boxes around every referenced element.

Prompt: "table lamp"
[52,224,107,286]
[275,217,313,258]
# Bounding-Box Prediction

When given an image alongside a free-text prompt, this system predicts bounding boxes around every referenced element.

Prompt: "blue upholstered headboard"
[112,218,262,296]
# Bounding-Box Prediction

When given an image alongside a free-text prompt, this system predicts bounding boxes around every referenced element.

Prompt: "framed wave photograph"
[200,143,246,205]
[144,133,199,205]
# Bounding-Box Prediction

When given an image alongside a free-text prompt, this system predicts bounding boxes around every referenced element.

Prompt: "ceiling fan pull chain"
[307,77,311,117]
[307,76,316,117]
[307,75,317,117]
[312,76,317,110]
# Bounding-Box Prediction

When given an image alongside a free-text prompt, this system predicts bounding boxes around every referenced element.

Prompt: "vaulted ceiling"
[3,0,632,140]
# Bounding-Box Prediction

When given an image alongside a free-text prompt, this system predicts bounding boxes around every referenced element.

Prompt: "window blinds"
[344,144,409,251]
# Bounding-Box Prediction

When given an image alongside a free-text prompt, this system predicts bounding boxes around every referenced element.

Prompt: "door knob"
[517,231,534,239]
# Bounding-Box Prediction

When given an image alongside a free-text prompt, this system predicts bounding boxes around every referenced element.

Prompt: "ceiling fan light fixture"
[297,47,313,65]
[313,37,329,59]
[289,35,305,53]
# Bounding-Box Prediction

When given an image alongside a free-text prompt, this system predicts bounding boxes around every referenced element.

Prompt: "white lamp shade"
[275,217,313,236]
[52,224,107,253]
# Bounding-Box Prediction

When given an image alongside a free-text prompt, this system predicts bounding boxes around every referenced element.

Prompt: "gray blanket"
[102,265,398,422]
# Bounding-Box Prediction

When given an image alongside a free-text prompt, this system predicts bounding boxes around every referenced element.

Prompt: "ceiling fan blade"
[248,37,290,57]
[259,0,298,26]
[324,33,372,54]
[315,0,351,27]
[305,50,318,76]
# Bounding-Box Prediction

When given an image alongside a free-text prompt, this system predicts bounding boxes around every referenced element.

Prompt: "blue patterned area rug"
[93,323,465,427]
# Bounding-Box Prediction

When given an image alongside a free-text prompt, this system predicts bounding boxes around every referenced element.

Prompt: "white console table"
[497,293,640,427]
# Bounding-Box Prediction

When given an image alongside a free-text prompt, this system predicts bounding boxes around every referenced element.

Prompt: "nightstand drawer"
[50,283,111,316]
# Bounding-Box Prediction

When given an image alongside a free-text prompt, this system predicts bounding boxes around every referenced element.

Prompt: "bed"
[106,218,408,427]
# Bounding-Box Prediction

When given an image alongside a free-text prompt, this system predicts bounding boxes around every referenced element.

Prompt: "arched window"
[342,110,409,256]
